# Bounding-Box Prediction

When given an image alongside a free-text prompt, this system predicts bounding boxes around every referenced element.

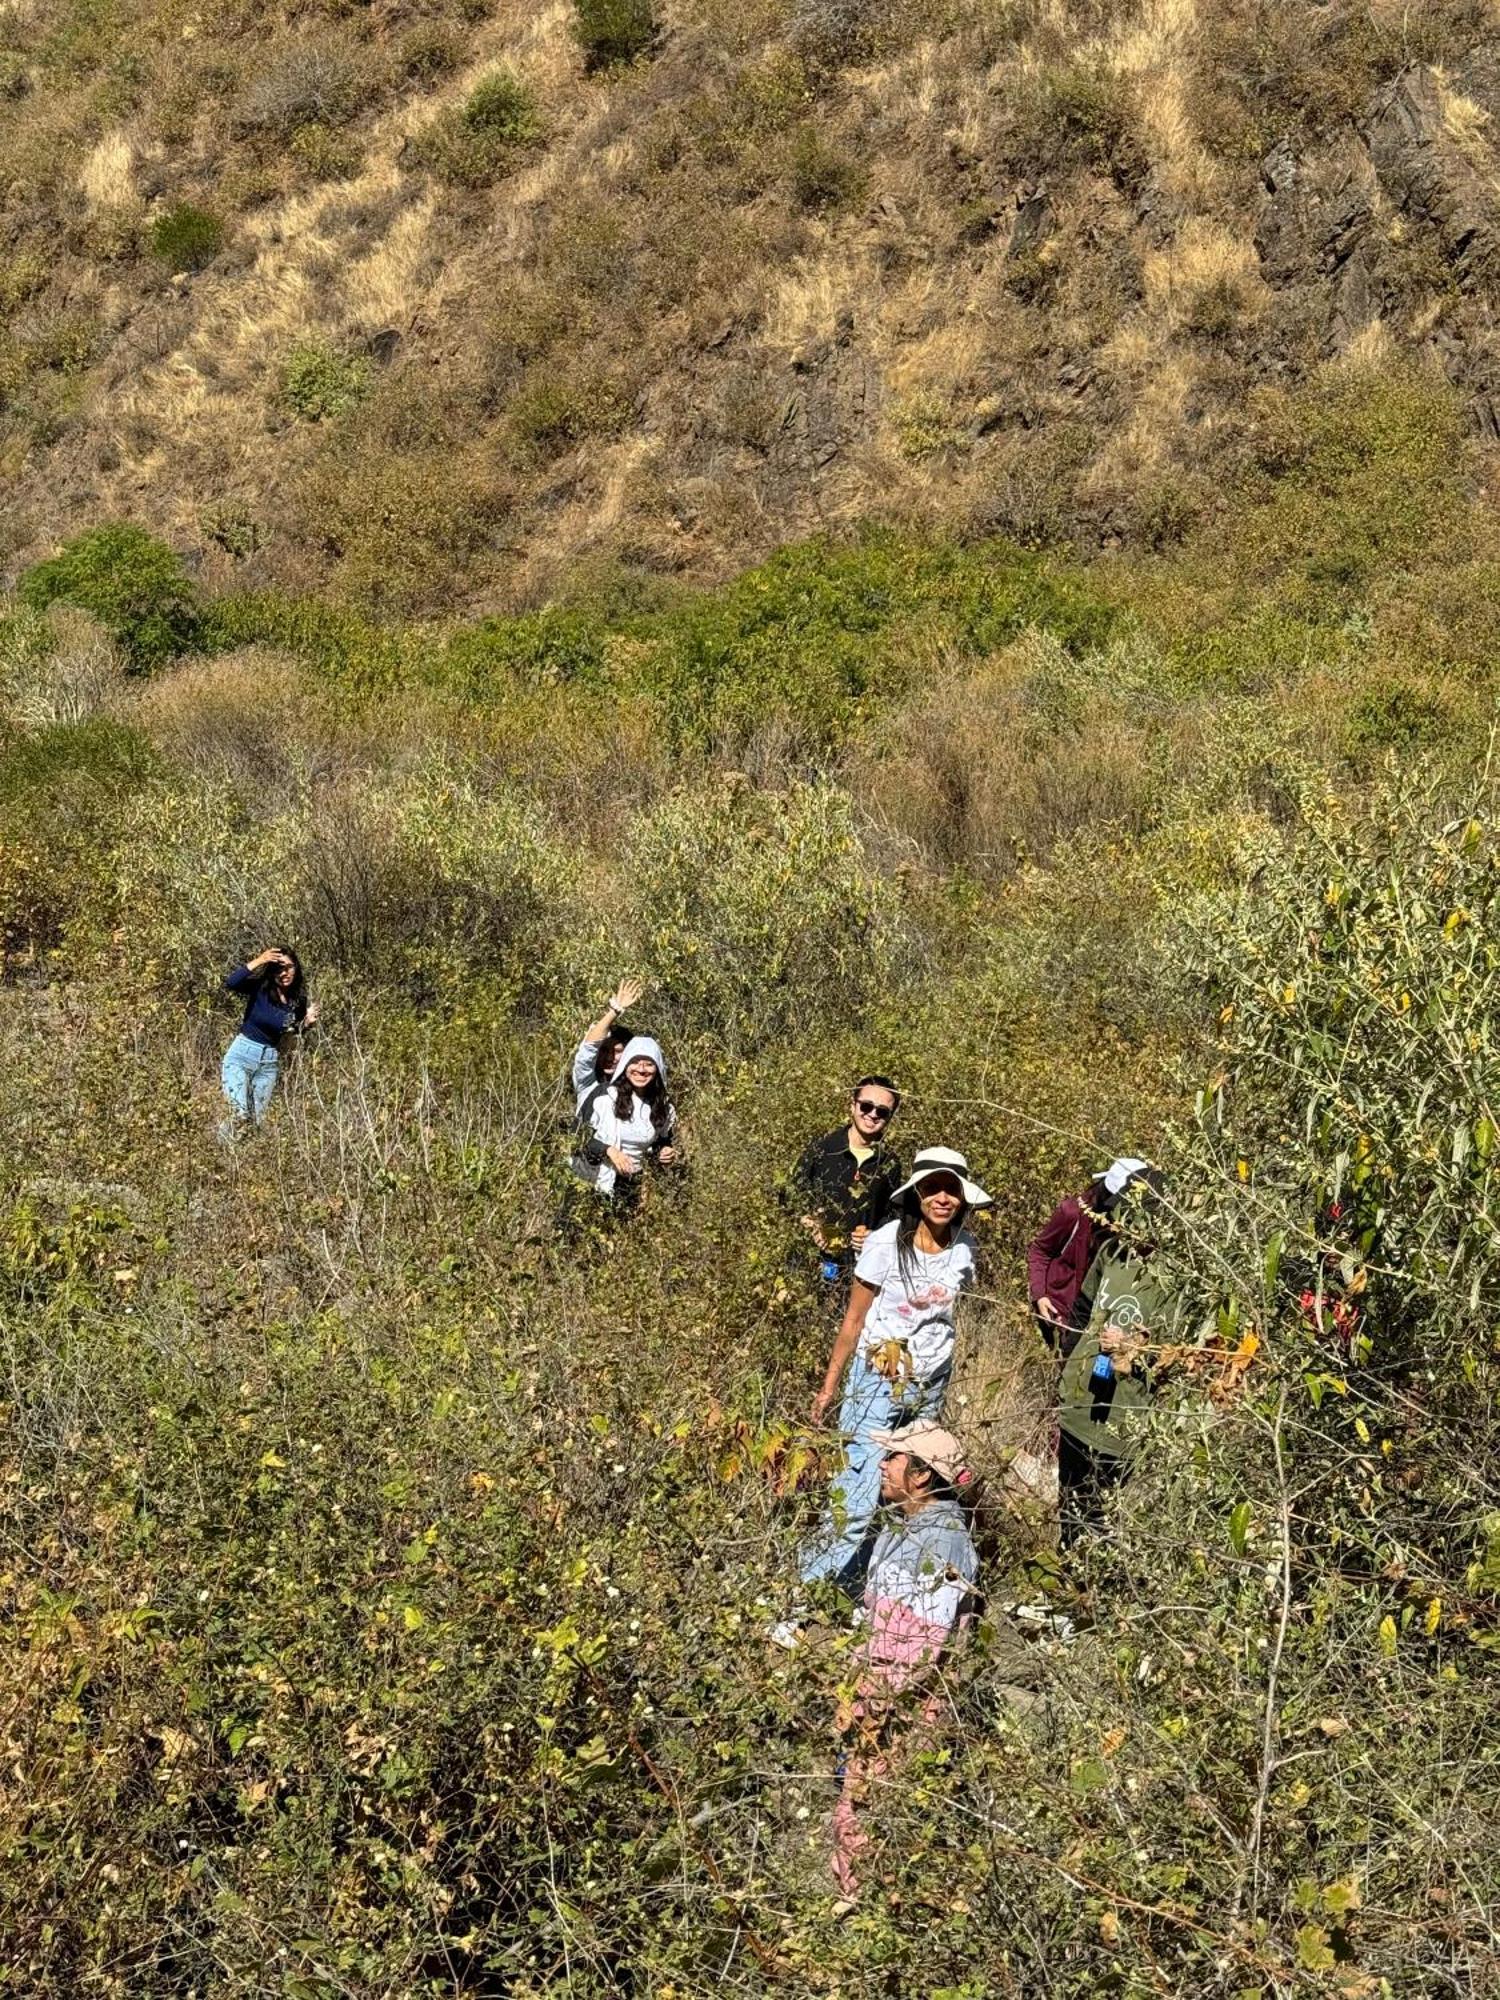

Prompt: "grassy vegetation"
[3,0,1495,609]
[5,0,1500,1986]
[1,347,1500,1986]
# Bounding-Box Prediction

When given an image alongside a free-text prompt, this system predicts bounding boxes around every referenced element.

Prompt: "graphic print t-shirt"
[854,1220,977,1383]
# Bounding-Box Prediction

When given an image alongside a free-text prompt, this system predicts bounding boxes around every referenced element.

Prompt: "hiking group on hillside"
[215,956,1184,1900]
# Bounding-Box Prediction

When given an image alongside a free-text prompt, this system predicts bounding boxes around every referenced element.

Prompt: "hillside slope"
[5,0,1500,613]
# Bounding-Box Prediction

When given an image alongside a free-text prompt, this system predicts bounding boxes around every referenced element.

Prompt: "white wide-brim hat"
[891,1146,993,1211]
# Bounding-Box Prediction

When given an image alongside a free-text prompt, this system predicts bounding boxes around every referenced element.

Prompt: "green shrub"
[0,247,49,313]
[288,120,363,181]
[147,201,224,272]
[199,500,264,560]
[438,608,609,698]
[279,341,373,421]
[633,531,1118,750]
[463,69,539,140]
[507,372,630,462]
[788,126,865,211]
[408,69,539,186]
[572,0,656,70]
[0,719,158,954]
[19,525,201,671]
[1019,61,1145,182]
[200,592,412,689]
[613,780,908,1052]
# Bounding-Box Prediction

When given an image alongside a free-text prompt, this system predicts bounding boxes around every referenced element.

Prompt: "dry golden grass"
[7,0,1499,610]
[89,2,585,550]
[1142,217,1267,330]
[1435,69,1497,165]
[78,130,137,209]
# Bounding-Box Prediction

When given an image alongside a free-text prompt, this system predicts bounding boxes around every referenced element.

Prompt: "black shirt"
[788,1127,903,1255]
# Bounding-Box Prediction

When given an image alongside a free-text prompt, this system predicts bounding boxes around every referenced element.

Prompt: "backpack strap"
[573,1079,613,1165]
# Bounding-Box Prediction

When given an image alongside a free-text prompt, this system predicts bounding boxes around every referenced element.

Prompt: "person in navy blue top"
[220,946,319,1132]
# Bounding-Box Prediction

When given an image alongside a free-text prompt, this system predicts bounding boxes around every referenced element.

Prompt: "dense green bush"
[612,780,909,1053]
[572,0,657,71]
[1071,774,1500,1990]
[631,531,1118,750]
[147,201,224,272]
[19,524,201,670]
[408,69,540,186]
[279,341,373,421]
[788,126,865,211]
[438,607,610,697]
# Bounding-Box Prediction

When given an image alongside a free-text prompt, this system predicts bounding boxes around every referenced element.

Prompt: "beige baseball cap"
[869,1420,969,1485]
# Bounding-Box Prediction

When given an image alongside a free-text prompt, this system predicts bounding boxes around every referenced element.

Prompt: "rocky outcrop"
[1364,65,1500,293]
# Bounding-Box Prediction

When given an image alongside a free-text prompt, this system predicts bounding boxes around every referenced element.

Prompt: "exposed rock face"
[776,312,877,476]
[1364,66,1500,293]
[1251,62,1500,383]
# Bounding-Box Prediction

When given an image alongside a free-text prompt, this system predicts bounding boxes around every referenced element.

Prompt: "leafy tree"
[19,524,201,671]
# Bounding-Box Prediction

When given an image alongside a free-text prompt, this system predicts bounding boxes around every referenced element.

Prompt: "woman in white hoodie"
[571,1033,679,1204]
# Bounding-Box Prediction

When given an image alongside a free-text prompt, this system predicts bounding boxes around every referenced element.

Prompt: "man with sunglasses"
[787,1076,904,1290]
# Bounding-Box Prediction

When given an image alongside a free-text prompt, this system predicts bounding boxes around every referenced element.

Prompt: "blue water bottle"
[1089,1350,1116,1425]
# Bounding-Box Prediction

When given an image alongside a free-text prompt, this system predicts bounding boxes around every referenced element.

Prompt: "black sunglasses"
[854,1099,894,1120]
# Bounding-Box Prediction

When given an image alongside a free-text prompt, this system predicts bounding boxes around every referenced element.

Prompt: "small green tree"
[19,525,201,671]
[572,0,656,71]
[148,202,224,272]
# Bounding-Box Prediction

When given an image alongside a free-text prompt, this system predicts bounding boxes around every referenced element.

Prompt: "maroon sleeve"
[1027,1197,1079,1303]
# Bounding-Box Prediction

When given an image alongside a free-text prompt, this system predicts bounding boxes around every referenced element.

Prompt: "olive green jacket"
[1057,1249,1175,1460]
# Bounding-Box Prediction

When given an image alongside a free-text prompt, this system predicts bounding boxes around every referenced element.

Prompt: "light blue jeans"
[221,1034,280,1127]
[798,1350,950,1591]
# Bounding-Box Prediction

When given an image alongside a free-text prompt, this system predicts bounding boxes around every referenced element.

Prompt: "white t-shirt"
[854,1219,977,1382]
[585,1086,675,1197]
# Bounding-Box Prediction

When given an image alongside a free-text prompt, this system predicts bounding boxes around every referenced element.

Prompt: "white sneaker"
[1002,1600,1077,1643]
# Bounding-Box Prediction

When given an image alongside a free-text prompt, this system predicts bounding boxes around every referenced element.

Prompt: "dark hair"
[614,1060,673,1139]
[894,1180,968,1293]
[596,1027,628,1082]
[901,1455,973,1510]
[254,946,307,1020]
[853,1073,901,1108]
